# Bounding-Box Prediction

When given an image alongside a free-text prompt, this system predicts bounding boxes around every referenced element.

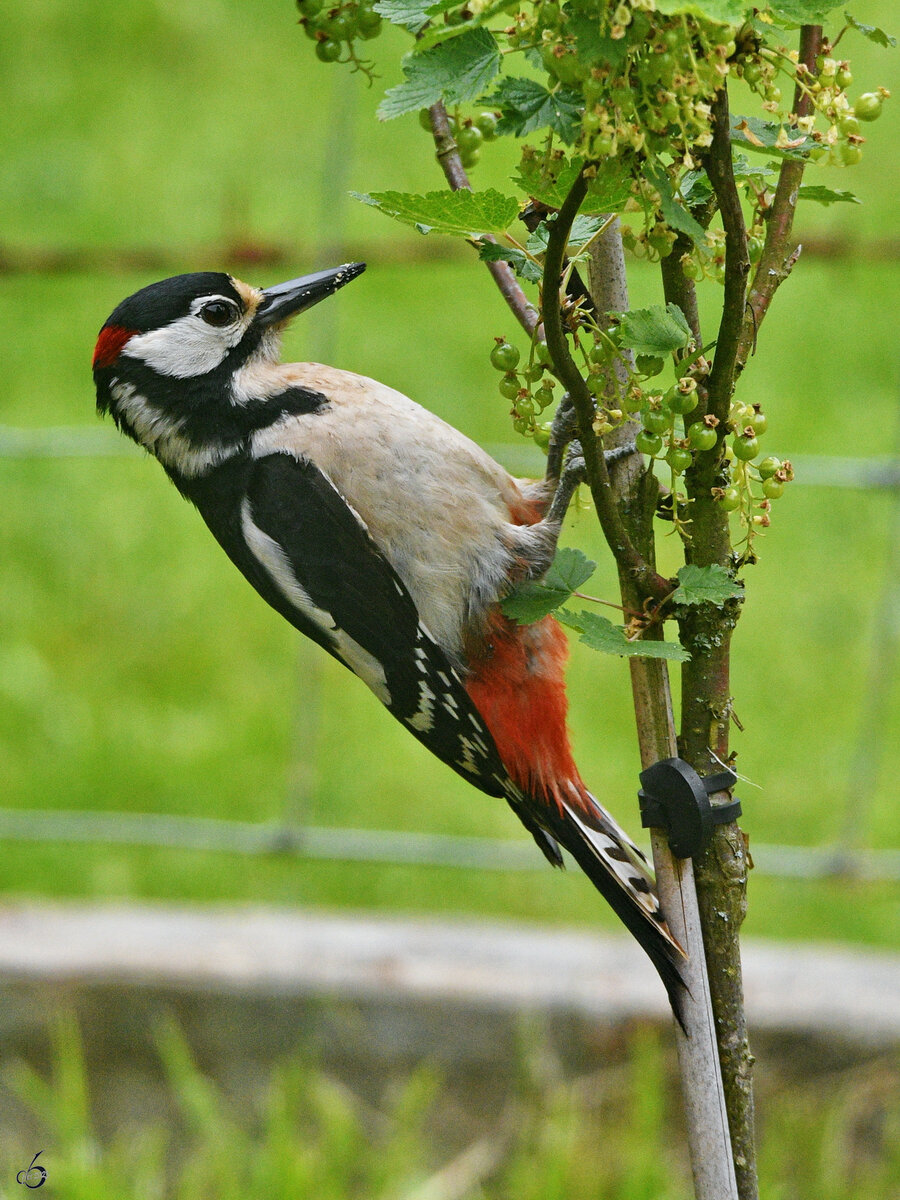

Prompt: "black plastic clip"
[638,758,742,859]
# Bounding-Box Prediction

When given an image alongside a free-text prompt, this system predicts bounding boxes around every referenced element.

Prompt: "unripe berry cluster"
[296,0,382,72]
[489,336,557,439]
[418,108,499,171]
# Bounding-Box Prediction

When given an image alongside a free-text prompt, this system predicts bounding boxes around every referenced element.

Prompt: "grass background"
[0,0,898,951]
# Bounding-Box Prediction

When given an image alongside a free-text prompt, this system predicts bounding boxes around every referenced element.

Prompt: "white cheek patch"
[240,499,392,706]
[109,381,239,477]
[123,305,250,379]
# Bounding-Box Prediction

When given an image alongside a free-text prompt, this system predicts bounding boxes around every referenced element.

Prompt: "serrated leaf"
[373,0,455,33]
[377,27,500,120]
[514,155,633,213]
[353,188,519,236]
[487,78,583,144]
[501,547,596,624]
[568,15,628,70]
[525,214,607,255]
[615,304,692,357]
[545,546,597,592]
[797,185,861,206]
[476,241,543,283]
[557,609,690,661]
[844,12,896,48]
[655,0,751,21]
[767,0,843,21]
[645,161,709,245]
[730,114,813,161]
[671,564,743,607]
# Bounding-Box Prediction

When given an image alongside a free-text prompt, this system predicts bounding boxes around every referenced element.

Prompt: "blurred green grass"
[0,1,898,946]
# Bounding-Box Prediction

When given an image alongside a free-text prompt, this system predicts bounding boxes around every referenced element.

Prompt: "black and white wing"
[192,450,513,800]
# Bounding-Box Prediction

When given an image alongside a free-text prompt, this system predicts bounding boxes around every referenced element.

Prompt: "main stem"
[584,220,738,1200]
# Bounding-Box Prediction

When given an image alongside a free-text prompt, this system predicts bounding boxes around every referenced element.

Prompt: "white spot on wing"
[240,498,392,706]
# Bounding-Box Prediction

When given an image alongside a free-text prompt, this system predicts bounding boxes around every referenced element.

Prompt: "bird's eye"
[200,300,237,327]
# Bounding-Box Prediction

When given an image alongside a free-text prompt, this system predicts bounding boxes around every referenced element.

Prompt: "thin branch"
[541,168,669,602]
[736,25,823,370]
[703,87,750,422]
[428,101,539,335]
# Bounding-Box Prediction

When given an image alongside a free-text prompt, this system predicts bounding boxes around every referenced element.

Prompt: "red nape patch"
[92,325,134,369]
[465,612,591,814]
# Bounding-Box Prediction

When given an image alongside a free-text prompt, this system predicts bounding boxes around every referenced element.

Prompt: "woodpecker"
[93,264,686,1019]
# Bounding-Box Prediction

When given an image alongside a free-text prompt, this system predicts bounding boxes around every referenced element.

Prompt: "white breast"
[250,364,527,660]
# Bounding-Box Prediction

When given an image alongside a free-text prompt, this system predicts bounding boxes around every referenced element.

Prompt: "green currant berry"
[534,384,555,410]
[666,445,693,473]
[762,477,785,499]
[743,61,762,86]
[460,147,480,170]
[840,142,862,166]
[513,416,531,435]
[717,486,741,511]
[490,341,520,371]
[499,373,521,400]
[757,455,781,479]
[297,0,324,15]
[357,8,382,36]
[635,430,663,457]
[667,388,699,415]
[457,124,483,154]
[327,9,358,39]
[589,342,611,365]
[835,66,853,90]
[732,433,759,461]
[523,363,543,383]
[688,424,718,452]
[642,408,669,435]
[747,410,768,436]
[533,421,553,451]
[854,93,883,122]
[839,114,861,137]
[475,112,499,140]
[315,37,342,61]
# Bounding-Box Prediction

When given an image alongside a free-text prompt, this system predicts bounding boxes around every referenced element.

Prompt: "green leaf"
[487,78,583,144]
[373,0,455,33]
[476,241,543,284]
[557,609,690,661]
[568,15,628,70]
[730,114,813,161]
[525,214,608,255]
[645,161,709,244]
[797,185,861,206]
[767,1,843,21]
[655,0,751,22]
[513,155,633,213]
[413,0,512,52]
[501,547,596,624]
[844,12,896,49]
[353,188,519,236]
[615,303,692,357]
[671,564,743,607]
[377,28,500,120]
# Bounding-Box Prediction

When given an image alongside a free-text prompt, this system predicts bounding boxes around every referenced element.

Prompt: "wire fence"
[3,420,899,883]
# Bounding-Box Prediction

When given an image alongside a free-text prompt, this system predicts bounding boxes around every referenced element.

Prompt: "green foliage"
[615,304,693,357]
[844,11,897,48]
[352,186,519,235]
[487,77,584,143]
[797,184,862,204]
[557,609,691,660]
[377,27,500,119]
[6,1018,897,1199]
[502,547,597,623]
[671,564,744,607]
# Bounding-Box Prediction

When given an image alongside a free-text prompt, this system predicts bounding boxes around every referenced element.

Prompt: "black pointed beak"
[257,262,366,327]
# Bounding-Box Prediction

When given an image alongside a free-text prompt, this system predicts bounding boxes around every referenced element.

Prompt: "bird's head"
[92,263,365,468]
